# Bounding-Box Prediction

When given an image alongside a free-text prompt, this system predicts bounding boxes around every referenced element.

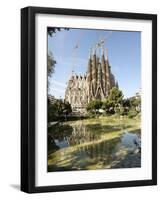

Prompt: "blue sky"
[48,28,141,99]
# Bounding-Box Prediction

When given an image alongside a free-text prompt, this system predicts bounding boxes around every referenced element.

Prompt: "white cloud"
[52,80,66,88]
[51,88,65,93]
[49,87,65,99]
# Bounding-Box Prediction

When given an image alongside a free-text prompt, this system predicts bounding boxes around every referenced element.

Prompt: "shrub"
[128,109,138,118]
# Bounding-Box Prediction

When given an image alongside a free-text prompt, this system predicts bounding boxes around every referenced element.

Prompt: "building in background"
[48,95,56,104]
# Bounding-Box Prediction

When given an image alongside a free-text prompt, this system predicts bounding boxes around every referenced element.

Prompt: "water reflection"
[48,121,102,149]
[48,119,141,171]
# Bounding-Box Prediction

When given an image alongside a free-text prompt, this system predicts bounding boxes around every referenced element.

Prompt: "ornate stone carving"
[65,48,118,111]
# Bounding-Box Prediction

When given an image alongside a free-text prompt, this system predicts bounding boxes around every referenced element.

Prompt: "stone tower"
[65,48,118,112]
[86,48,118,102]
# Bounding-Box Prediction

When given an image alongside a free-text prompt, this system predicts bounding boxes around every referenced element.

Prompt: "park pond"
[48,116,141,172]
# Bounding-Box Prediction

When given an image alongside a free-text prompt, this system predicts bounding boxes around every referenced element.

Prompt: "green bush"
[86,100,103,112]
[128,109,138,118]
[48,98,72,122]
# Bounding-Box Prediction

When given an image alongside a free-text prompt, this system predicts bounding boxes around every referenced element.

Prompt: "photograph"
[47,27,141,172]
[21,6,157,193]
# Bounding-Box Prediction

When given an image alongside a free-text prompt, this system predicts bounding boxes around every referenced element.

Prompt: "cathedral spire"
[105,48,111,90]
[92,45,96,56]
[97,62,101,82]
[65,45,118,112]
[101,47,104,57]
[87,47,92,85]
[115,80,119,88]
[105,48,108,60]
[101,48,106,94]
[89,47,92,59]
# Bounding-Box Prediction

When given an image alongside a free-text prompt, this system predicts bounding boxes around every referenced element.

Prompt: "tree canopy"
[47,51,56,78]
[86,100,103,112]
[86,87,141,117]
[108,87,124,105]
[47,27,69,37]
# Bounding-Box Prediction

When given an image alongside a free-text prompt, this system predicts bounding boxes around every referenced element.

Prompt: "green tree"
[129,96,141,115]
[130,97,141,108]
[48,102,58,122]
[122,98,131,107]
[64,102,72,115]
[47,27,69,37]
[127,108,138,118]
[120,99,131,115]
[47,51,56,78]
[86,100,103,113]
[48,98,72,122]
[102,99,115,114]
[107,87,124,114]
[108,87,124,106]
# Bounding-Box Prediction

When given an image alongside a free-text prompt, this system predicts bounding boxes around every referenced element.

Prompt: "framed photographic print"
[21,6,157,193]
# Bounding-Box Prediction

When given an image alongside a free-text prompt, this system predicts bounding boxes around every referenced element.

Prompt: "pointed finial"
[115,80,119,88]
[89,47,92,59]
[91,44,96,55]
[106,48,108,60]
[101,47,104,57]
[92,47,95,55]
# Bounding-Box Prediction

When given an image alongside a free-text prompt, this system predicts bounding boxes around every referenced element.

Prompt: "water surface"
[48,117,141,171]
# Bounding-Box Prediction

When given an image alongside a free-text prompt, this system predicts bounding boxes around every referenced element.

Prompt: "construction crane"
[94,31,113,56]
[71,33,84,75]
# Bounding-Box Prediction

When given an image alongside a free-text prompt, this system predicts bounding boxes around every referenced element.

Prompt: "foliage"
[127,108,138,118]
[108,87,124,106]
[47,27,69,37]
[86,100,103,113]
[130,97,141,107]
[64,102,72,114]
[122,98,131,108]
[101,99,115,114]
[47,51,56,78]
[86,87,141,118]
[48,98,72,122]
[101,87,123,115]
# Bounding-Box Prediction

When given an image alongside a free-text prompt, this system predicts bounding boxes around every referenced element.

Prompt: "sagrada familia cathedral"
[65,48,118,112]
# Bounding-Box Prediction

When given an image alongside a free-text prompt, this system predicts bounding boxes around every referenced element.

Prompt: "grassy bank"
[53,112,141,123]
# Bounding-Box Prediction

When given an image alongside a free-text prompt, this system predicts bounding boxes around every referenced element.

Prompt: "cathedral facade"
[65,48,118,112]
